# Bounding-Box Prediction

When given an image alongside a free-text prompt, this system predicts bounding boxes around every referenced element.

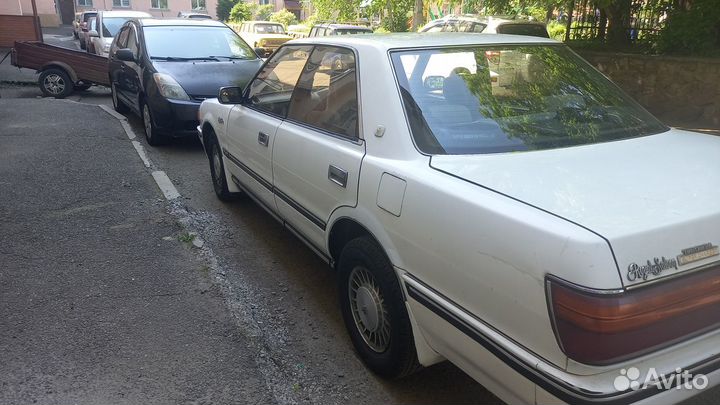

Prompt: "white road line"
[131,140,151,168]
[98,104,125,120]
[152,171,181,200]
[98,104,183,202]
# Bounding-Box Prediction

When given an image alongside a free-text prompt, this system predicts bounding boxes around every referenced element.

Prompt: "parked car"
[421,14,549,37]
[109,18,263,146]
[197,33,720,404]
[88,10,151,58]
[236,21,292,57]
[308,23,373,37]
[82,16,97,54]
[177,11,213,19]
[73,10,97,49]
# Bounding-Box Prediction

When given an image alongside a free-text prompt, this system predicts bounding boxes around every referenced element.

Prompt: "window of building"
[191,0,206,9]
[113,0,130,7]
[77,0,93,6]
[151,0,168,8]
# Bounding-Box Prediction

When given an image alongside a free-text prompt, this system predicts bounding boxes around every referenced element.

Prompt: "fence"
[565,0,672,43]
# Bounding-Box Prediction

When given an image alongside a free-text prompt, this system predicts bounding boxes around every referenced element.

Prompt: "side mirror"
[89,29,99,38]
[218,86,244,104]
[116,48,135,62]
[424,75,444,90]
[254,47,266,58]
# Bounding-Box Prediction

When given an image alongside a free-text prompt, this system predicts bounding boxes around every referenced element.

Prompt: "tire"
[80,38,86,50]
[39,68,74,99]
[141,100,166,146]
[338,237,421,379]
[111,83,129,114]
[206,132,240,201]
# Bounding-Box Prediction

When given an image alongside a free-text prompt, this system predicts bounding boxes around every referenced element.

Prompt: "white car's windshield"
[254,24,285,34]
[144,26,256,60]
[391,45,668,154]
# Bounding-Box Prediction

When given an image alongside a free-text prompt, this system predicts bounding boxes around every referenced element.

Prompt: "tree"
[310,0,360,20]
[251,4,275,20]
[229,1,252,22]
[596,0,632,45]
[269,9,299,27]
[217,0,240,22]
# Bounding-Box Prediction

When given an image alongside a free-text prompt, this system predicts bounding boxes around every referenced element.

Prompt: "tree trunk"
[604,0,631,45]
[598,8,607,40]
[412,0,423,31]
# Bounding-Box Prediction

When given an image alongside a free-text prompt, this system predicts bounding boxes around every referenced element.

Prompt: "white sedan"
[197,33,720,404]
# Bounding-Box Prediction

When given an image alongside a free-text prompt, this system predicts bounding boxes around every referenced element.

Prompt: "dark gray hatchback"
[108,18,263,145]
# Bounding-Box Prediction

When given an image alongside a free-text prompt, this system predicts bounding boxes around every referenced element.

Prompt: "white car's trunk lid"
[430,130,720,287]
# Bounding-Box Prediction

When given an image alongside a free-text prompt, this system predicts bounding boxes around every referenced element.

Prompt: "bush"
[269,9,298,28]
[656,0,720,56]
[547,21,566,41]
[300,15,316,29]
[229,1,251,22]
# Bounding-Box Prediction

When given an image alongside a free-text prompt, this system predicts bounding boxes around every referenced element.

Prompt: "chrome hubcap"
[349,266,390,352]
[143,105,152,137]
[43,74,65,95]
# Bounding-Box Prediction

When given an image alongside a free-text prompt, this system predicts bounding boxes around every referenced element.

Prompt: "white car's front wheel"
[338,237,421,379]
[207,132,240,201]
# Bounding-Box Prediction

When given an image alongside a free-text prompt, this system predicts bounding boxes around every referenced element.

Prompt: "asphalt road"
[0,85,497,404]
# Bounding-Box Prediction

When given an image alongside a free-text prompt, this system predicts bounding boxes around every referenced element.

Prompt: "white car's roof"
[287,32,558,50]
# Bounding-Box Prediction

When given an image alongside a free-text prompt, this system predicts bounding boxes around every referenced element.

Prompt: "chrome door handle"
[328,165,348,188]
[258,132,269,147]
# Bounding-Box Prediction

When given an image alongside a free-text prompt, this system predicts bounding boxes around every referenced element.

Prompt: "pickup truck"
[11,40,109,98]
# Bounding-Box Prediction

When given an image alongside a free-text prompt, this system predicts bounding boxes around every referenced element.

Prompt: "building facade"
[0,0,218,27]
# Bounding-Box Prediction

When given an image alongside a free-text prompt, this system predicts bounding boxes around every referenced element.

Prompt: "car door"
[272,45,366,251]
[223,45,312,213]
[122,24,142,112]
[109,26,131,105]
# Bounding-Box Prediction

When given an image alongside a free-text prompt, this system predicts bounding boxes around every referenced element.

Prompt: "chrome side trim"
[402,273,720,405]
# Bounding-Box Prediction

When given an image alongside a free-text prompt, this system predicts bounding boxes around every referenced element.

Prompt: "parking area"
[0,28,498,404]
[2,24,719,405]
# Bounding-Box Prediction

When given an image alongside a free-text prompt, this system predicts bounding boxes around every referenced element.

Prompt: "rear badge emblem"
[626,243,719,282]
[677,243,719,266]
[627,257,678,282]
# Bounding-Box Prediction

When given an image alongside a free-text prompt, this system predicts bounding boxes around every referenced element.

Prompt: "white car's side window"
[286,46,359,139]
[246,45,312,118]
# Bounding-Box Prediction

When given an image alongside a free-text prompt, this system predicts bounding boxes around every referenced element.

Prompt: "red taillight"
[547,264,720,365]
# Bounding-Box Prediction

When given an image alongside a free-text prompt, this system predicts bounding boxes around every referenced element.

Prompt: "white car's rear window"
[391,45,668,154]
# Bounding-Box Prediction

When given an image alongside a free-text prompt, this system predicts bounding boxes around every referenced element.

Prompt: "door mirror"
[218,86,244,104]
[89,29,99,37]
[116,48,135,62]
[254,47,266,58]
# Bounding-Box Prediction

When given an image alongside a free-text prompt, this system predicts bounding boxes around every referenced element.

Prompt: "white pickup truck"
[197,34,720,404]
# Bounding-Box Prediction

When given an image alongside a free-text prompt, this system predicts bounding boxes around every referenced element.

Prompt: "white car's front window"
[392,45,668,154]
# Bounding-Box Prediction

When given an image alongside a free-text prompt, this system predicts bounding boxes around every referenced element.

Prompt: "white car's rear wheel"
[338,236,421,379]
